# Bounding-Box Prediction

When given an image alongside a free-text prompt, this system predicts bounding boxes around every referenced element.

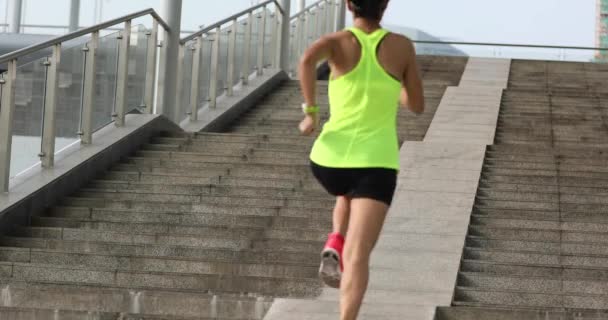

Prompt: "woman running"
[298,0,425,319]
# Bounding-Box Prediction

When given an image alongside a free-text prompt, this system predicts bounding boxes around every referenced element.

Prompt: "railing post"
[144,19,158,114]
[0,60,17,192]
[114,20,131,127]
[257,7,267,75]
[242,13,253,85]
[40,44,61,168]
[279,0,292,72]
[81,31,98,145]
[226,19,237,96]
[174,43,185,122]
[189,38,202,120]
[209,27,221,108]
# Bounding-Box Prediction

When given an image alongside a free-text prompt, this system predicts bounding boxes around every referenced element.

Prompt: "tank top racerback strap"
[347,27,390,63]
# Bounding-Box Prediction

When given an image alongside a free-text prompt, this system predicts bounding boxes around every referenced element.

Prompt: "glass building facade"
[598,0,608,60]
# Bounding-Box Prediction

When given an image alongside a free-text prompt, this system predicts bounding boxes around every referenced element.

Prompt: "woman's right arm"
[401,38,425,115]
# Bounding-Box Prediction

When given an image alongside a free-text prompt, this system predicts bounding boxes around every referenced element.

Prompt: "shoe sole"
[319,248,341,289]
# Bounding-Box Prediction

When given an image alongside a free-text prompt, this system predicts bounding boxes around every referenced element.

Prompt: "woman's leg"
[340,198,389,320]
[333,196,351,236]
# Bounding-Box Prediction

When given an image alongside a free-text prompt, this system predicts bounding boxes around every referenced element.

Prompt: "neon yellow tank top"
[310,27,402,170]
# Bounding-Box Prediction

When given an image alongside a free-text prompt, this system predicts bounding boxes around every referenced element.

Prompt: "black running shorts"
[310,161,398,206]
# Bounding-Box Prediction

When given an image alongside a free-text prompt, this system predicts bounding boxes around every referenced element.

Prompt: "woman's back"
[310,27,406,170]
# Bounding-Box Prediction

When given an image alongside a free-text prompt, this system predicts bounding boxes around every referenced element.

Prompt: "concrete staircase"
[0,55,466,319]
[437,60,608,319]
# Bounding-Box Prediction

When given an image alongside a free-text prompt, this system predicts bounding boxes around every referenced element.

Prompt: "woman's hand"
[299,115,318,136]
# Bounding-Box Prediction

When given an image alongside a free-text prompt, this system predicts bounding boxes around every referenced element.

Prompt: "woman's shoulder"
[384,32,414,48]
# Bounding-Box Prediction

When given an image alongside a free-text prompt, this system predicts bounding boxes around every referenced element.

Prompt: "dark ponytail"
[350,0,388,21]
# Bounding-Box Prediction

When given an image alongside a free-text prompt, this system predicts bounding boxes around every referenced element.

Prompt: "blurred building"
[597,0,608,61]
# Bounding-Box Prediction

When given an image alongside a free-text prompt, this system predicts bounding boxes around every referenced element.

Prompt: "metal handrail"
[0,0,340,193]
[180,0,283,44]
[0,23,197,34]
[291,0,328,20]
[0,8,170,64]
[412,39,608,52]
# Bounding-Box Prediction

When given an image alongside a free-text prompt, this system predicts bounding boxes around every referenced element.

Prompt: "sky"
[0,0,599,47]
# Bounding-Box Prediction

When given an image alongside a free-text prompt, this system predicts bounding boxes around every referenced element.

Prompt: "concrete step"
[0,280,273,318]
[33,214,331,234]
[9,227,251,250]
[87,180,327,198]
[0,246,318,279]
[0,241,320,278]
[66,191,333,210]
[133,150,310,166]
[2,235,324,259]
[453,287,608,310]
[435,306,608,320]
[0,307,235,320]
[122,157,312,175]
[0,240,320,267]
[51,202,328,220]
[0,262,321,297]
[18,221,328,243]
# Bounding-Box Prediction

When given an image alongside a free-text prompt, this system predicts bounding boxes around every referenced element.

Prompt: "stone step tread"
[77,187,329,202]
[4,225,324,249]
[453,286,608,309]
[86,181,327,198]
[0,307,224,320]
[461,259,608,280]
[435,306,608,320]
[1,236,324,256]
[123,157,311,169]
[0,261,321,295]
[0,243,320,266]
[0,279,275,318]
[47,206,331,223]
[62,197,332,211]
[469,217,608,233]
[0,248,319,279]
[15,224,327,243]
[464,247,608,266]
[0,245,319,267]
[50,204,326,220]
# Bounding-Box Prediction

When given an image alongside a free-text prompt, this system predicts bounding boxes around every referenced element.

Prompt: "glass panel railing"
[55,37,88,154]
[126,24,149,114]
[234,19,246,87]
[178,42,194,123]
[217,26,230,97]
[93,30,120,132]
[10,55,47,178]
[263,9,275,69]
[198,36,212,111]
[249,12,261,76]
[288,18,299,76]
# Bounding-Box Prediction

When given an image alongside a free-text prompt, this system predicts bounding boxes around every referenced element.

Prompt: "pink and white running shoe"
[319,232,344,288]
